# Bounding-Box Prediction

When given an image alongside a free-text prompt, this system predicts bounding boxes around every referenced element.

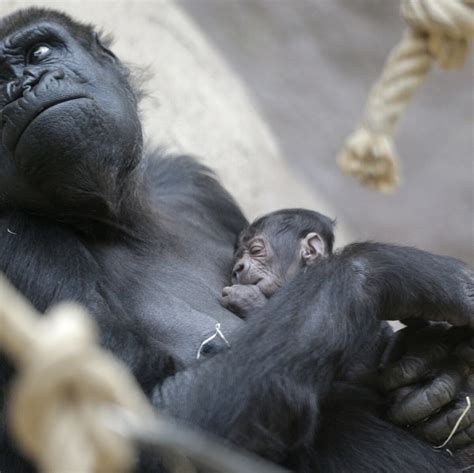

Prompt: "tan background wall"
[181,0,473,263]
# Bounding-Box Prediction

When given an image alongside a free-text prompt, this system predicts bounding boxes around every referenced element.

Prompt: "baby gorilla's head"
[221,209,335,317]
[233,209,335,297]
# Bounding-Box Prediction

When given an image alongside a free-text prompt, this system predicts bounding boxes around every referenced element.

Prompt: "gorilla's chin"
[11,98,142,206]
[16,98,137,172]
[12,98,92,162]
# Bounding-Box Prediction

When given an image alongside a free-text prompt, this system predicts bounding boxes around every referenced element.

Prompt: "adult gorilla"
[0,8,472,472]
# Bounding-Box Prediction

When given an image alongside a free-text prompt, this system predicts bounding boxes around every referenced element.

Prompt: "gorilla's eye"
[27,44,52,64]
[249,245,264,256]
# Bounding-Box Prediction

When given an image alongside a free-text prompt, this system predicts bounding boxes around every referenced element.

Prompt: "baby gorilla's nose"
[232,260,250,284]
[232,262,244,279]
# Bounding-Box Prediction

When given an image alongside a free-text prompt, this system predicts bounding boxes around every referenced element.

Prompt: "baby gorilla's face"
[231,235,290,298]
[222,223,327,317]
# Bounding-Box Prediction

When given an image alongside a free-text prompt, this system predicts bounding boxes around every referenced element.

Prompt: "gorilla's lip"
[235,275,262,285]
[13,96,90,152]
[2,95,90,153]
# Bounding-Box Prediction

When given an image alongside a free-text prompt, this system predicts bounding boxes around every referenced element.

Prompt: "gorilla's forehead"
[0,7,95,44]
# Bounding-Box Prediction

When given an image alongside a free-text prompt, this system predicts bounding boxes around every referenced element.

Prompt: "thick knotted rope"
[0,275,288,473]
[0,274,154,473]
[337,0,474,192]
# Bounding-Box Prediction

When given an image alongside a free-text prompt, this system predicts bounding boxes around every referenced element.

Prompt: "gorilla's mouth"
[2,96,90,153]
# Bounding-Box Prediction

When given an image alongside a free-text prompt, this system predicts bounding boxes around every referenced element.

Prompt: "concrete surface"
[181,0,474,263]
[1,0,350,243]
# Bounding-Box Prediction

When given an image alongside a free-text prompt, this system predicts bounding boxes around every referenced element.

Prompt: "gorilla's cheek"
[16,99,94,164]
[257,277,282,298]
[15,98,141,174]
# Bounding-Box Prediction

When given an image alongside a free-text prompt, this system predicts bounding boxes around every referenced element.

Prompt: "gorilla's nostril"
[5,81,22,102]
[54,69,65,79]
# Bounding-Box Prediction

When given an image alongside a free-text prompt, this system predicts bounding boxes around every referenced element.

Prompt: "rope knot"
[337,128,399,192]
[338,0,474,191]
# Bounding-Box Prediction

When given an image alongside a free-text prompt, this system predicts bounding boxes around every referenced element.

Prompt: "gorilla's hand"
[221,284,267,318]
[380,324,473,450]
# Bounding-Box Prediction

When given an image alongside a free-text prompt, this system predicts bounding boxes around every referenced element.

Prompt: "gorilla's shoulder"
[144,149,247,234]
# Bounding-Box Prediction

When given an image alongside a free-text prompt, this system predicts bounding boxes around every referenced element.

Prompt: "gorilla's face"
[0,17,142,200]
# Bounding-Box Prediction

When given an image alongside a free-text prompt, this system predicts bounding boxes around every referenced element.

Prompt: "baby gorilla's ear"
[300,232,326,264]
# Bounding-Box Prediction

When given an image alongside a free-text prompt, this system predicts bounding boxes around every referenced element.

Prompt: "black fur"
[156,242,474,472]
[0,8,472,473]
[244,208,336,254]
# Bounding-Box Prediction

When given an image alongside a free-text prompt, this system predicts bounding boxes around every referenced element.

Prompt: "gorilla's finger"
[454,443,474,466]
[380,356,428,391]
[387,362,467,425]
[448,422,474,449]
[222,287,232,297]
[454,339,474,367]
[444,327,473,345]
[414,396,474,444]
[468,374,474,392]
[380,339,453,391]
[220,295,231,309]
[379,327,411,369]
[389,384,419,406]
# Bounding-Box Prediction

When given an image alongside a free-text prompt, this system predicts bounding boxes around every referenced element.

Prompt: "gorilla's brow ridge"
[6,24,60,50]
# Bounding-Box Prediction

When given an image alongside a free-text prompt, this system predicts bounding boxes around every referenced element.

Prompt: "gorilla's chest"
[119,238,243,365]
[0,207,243,366]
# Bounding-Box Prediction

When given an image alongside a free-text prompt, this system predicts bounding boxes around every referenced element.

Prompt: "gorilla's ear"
[93,32,118,63]
[300,232,326,264]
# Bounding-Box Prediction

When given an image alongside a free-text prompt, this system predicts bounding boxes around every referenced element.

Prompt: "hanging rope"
[337,0,474,192]
[0,274,154,473]
[0,274,287,473]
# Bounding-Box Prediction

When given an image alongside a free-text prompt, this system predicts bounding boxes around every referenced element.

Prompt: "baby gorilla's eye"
[27,44,52,64]
[249,246,264,256]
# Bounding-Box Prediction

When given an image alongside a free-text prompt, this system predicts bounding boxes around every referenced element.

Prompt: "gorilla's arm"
[154,243,474,459]
[341,243,474,327]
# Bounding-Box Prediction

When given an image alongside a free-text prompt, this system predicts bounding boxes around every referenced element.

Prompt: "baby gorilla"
[221,209,334,317]
[220,208,474,467]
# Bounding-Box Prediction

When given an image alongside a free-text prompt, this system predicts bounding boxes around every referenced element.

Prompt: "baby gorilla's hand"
[220,284,267,318]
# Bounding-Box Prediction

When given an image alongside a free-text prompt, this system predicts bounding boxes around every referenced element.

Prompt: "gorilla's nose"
[232,261,249,283]
[4,69,61,104]
[233,262,244,276]
[5,79,24,103]
[5,73,39,103]
[21,69,43,93]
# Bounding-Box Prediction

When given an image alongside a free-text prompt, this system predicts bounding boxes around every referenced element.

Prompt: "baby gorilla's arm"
[221,284,267,318]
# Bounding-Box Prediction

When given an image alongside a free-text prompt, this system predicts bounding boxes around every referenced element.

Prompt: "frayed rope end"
[337,127,400,193]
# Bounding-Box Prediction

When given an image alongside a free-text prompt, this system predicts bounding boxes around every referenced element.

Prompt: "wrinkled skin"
[0,8,473,473]
[380,324,474,454]
[222,212,328,315]
[0,17,141,209]
[231,235,289,297]
[221,283,267,318]
[220,232,296,316]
